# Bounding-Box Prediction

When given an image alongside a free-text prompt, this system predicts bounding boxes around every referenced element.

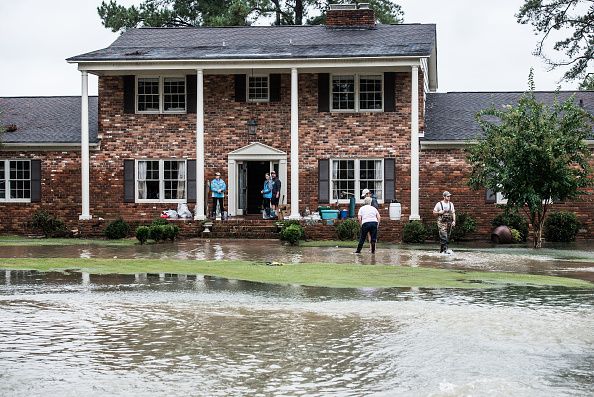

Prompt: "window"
[330,159,383,202]
[248,75,269,102]
[0,160,31,202]
[136,160,186,202]
[137,77,186,113]
[331,74,383,112]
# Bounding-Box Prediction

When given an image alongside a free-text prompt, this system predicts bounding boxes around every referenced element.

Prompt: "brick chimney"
[326,3,375,29]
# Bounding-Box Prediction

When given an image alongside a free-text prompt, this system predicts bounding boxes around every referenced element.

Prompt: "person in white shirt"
[355,196,381,254]
[432,191,456,253]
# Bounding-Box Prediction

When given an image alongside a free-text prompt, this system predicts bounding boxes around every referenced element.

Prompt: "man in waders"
[433,191,456,254]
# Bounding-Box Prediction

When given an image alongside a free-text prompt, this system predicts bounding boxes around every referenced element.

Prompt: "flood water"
[1,269,593,396]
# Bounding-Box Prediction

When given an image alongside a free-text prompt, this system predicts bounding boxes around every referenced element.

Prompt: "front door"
[246,161,271,214]
[238,162,247,213]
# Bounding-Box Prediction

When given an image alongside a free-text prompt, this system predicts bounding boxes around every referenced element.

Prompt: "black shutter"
[384,158,395,202]
[384,72,396,112]
[486,189,497,204]
[186,74,197,113]
[318,73,330,112]
[187,160,196,203]
[123,75,135,114]
[234,74,246,102]
[30,159,41,203]
[270,74,281,102]
[318,159,329,203]
[124,160,135,203]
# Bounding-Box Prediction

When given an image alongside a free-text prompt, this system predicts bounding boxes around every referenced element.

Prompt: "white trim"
[135,75,187,114]
[409,65,420,221]
[289,67,300,219]
[80,71,91,220]
[329,158,384,204]
[330,73,384,113]
[134,159,187,204]
[247,74,270,102]
[0,159,32,203]
[195,69,206,220]
[422,139,594,149]
[0,143,100,151]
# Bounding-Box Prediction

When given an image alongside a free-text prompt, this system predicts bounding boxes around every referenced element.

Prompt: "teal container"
[349,196,356,218]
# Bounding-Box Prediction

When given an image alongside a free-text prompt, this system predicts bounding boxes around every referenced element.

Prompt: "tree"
[580,73,594,90]
[98,0,403,32]
[467,71,593,248]
[517,0,594,82]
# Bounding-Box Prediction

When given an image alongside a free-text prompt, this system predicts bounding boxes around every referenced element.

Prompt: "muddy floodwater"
[1,240,593,396]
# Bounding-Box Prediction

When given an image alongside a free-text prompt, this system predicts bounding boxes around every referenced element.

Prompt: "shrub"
[280,224,304,245]
[492,211,529,242]
[151,218,169,226]
[449,213,477,241]
[544,211,580,242]
[336,219,360,241]
[509,228,522,243]
[104,218,130,239]
[402,221,427,244]
[30,209,67,237]
[136,226,150,245]
[161,224,180,241]
[149,224,165,242]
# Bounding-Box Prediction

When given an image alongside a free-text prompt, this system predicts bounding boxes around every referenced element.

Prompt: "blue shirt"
[262,180,272,199]
[210,178,226,198]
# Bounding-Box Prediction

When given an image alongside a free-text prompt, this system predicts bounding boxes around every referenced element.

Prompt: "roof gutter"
[0,142,100,151]
[421,139,594,149]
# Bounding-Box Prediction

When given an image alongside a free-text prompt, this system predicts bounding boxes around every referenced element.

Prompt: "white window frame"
[0,159,32,203]
[136,76,187,114]
[247,74,270,102]
[330,158,384,204]
[495,192,553,205]
[330,73,384,113]
[135,159,187,203]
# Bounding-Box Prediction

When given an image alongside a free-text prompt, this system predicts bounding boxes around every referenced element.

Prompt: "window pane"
[0,180,5,199]
[164,160,186,200]
[138,78,160,111]
[164,78,186,111]
[138,160,160,200]
[8,161,31,199]
[331,160,355,199]
[332,75,355,110]
[359,75,382,110]
[145,181,160,199]
[359,159,382,200]
[248,76,269,101]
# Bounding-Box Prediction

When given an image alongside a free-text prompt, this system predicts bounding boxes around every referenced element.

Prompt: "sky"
[0,0,576,97]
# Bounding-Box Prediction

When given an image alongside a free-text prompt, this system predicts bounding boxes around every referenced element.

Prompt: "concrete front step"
[205,221,280,239]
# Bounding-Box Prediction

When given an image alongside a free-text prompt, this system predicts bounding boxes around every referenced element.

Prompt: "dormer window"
[136,76,186,113]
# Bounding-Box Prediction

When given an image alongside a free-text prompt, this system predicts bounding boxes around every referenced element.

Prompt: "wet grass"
[0,258,591,289]
[0,236,138,247]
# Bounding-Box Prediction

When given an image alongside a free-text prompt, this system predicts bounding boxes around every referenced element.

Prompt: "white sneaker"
[445,249,453,255]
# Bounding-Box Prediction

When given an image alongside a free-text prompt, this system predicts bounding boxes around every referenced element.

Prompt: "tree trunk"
[533,222,543,248]
[295,0,303,25]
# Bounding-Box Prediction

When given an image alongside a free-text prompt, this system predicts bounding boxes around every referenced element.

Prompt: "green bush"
[136,226,150,245]
[402,221,427,244]
[544,211,580,242]
[449,213,477,241]
[161,224,180,241]
[336,219,360,241]
[492,211,529,242]
[104,218,130,239]
[509,228,522,243]
[149,224,165,242]
[280,224,304,245]
[30,209,67,237]
[151,218,169,226]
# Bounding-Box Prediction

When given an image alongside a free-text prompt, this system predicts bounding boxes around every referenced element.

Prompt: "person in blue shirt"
[210,172,226,218]
[261,172,273,219]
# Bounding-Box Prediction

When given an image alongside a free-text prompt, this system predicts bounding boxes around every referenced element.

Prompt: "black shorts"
[271,195,279,205]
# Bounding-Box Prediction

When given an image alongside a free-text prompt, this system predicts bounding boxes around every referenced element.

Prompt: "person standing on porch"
[210,172,226,218]
[261,173,273,219]
[355,197,380,254]
[270,171,281,218]
[433,191,456,253]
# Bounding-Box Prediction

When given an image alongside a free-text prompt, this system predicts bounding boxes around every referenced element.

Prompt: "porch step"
[205,220,281,239]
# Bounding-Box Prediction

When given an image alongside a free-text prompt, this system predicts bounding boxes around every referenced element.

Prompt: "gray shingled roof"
[424,91,594,141]
[0,97,98,144]
[68,24,436,62]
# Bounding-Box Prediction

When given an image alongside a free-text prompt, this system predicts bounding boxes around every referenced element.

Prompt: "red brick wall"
[326,9,375,29]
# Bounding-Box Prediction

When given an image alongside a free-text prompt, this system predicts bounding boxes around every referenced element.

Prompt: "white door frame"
[227,142,287,217]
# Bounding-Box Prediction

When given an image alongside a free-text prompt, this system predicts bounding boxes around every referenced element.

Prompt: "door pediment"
[228,142,287,160]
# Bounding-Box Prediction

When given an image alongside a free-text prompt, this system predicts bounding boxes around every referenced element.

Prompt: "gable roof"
[68,24,436,62]
[424,91,594,141]
[0,96,98,144]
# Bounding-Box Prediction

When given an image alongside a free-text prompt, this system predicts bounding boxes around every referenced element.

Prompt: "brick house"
[1,4,593,239]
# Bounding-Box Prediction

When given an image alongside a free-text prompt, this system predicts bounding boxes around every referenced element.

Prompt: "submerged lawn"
[0,258,591,289]
[0,236,137,247]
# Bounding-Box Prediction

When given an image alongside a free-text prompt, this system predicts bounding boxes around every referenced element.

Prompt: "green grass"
[0,258,591,289]
[0,236,138,247]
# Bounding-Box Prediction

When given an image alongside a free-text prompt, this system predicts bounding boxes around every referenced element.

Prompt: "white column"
[227,159,236,216]
[288,67,300,219]
[79,71,92,220]
[194,69,206,220]
[409,65,420,220]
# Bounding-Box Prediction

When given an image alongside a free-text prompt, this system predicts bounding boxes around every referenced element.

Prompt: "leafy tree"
[98,0,403,32]
[580,73,594,90]
[467,71,593,248]
[517,0,594,82]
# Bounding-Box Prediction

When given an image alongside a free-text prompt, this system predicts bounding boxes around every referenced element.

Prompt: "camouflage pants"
[437,220,452,246]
